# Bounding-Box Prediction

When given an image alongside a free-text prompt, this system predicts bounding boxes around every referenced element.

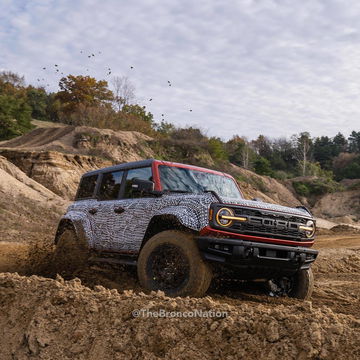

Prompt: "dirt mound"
[0,156,67,243]
[0,125,156,199]
[0,273,359,360]
[0,149,110,199]
[313,250,360,275]
[330,224,360,234]
[0,125,154,162]
[312,190,360,222]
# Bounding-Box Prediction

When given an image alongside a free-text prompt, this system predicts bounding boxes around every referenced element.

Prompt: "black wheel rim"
[268,276,294,296]
[147,243,190,291]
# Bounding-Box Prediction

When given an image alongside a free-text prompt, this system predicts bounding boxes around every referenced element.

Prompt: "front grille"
[214,206,311,241]
[233,208,308,225]
[231,223,301,239]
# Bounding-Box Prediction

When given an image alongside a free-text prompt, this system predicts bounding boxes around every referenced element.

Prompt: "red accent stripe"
[199,226,314,247]
[152,161,162,191]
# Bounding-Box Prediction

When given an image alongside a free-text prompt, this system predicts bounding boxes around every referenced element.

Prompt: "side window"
[98,170,124,200]
[123,167,153,198]
[76,175,98,199]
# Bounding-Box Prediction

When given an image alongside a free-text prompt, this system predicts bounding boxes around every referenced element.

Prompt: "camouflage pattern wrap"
[61,193,311,252]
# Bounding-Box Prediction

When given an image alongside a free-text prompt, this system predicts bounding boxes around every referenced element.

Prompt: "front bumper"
[196,236,318,279]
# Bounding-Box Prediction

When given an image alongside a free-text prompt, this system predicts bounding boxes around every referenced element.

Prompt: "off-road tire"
[267,268,314,300]
[53,228,89,278]
[137,230,212,297]
[289,268,314,300]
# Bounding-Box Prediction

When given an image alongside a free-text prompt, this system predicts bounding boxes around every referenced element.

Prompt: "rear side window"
[76,175,98,199]
[98,170,124,200]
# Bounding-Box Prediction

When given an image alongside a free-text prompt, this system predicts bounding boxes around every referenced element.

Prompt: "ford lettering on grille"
[247,216,299,230]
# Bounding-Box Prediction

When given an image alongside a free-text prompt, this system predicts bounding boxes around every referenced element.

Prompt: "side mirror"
[131,178,155,195]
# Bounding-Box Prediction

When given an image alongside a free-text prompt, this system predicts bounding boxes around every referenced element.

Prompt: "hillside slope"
[312,190,360,223]
[0,125,154,162]
[0,125,155,199]
[0,155,67,241]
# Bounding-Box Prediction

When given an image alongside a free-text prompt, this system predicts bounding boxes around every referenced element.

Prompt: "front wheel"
[267,268,314,300]
[137,230,212,297]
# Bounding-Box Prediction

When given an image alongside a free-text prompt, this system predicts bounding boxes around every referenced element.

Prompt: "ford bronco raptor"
[54,159,318,299]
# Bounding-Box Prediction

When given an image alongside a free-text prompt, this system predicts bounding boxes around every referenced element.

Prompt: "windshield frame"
[153,161,243,199]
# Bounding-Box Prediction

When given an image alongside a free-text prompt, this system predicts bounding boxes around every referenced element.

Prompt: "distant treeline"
[1,70,359,182]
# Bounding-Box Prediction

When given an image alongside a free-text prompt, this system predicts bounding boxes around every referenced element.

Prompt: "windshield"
[159,165,242,199]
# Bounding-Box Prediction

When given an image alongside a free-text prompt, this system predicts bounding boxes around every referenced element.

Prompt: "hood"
[164,193,312,218]
[220,196,312,218]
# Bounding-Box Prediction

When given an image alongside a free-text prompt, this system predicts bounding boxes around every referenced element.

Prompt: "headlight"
[299,220,316,238]
[216,208,235,227]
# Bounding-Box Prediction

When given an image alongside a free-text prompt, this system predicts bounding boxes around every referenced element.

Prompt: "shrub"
[293,178,342,197]
[254,157,273,176]
[293,182,310,197]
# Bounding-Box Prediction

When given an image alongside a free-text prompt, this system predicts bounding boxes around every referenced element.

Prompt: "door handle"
[114,207,125,214]
[88,208,97,215]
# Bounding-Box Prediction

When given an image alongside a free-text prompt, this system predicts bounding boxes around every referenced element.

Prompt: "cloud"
[1,0,360,140]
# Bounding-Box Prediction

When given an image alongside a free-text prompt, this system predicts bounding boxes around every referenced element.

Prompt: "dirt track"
[0,233,360,359]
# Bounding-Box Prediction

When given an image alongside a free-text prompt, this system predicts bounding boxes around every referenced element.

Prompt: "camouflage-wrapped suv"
[54,159,318,299]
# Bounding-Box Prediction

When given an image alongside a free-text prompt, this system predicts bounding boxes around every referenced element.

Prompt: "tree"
[111,76,135,111]
[292,132,312,176]
[226,136,254,169]
[313,136,334,170]
[271,137,297,173]
[208,137,227,161]
[170,127,207,143]
[154,120,176,136]
[26,86,49,121]
[251,135,272,158]
[0,77,33,140]
[348,131,360,153]
[332,132,348,155]
[254,156,273,176]
[112,104,155,133]
[342,156,360,179]
[56,75,113,116]
[0,71,25,87]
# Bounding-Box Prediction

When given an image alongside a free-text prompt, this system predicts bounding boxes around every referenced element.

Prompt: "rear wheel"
[137,230,212,297]
[267,268,314,300]
[53,228,89,278]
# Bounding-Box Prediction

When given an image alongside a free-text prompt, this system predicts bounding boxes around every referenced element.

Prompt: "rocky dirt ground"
[0,231,360,360]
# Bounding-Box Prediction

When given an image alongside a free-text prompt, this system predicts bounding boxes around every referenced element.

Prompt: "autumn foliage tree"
[56,75,113,121]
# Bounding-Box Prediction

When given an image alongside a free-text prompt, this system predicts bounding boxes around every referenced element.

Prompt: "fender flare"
[151,206,203,231]
[55,211,93,246]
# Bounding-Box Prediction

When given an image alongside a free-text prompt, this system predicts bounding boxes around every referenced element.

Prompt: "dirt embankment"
[0,149,110,199]
[0,232,359,359]
[0,271,359,360]
[312,190,360,223]
[0,125,155,199]
[0,155,67,247]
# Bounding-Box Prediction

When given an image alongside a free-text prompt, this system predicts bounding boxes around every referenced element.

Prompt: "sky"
[1,0,360,140]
